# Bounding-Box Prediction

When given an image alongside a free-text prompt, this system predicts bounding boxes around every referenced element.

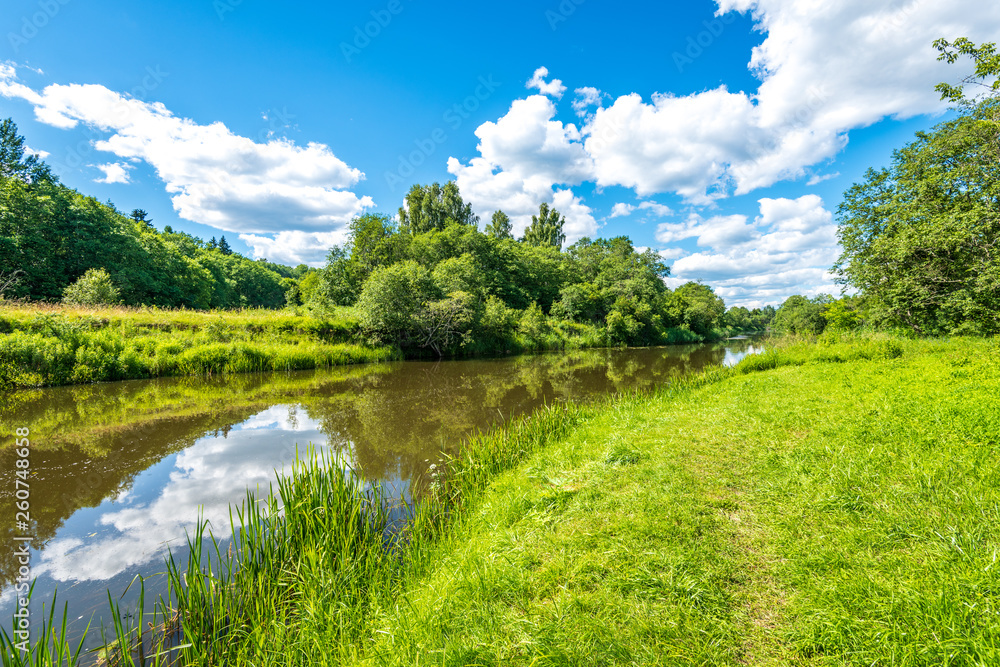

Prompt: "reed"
[0,304,395,388]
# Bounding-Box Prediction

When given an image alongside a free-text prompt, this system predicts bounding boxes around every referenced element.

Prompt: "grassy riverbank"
[0,303,395,389]
[0,303,738,389]
[370,334,997,666]
[11,334,997,665]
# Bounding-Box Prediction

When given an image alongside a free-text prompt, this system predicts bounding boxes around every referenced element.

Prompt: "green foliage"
[0,303,388,388]
[933,38,1000,107]
[0,118,53,184]
[674,282,726,335]
[431,254,486,301]
[521,202,566,250]
[130,208,152,228]
[356,261,439,347]
[413,291,477,356]
[517,302,552,350]
[399,181,478,234]
[485,210,513,240]
[823,296,863,331]
[475,295,519,352]
[61,268,121,306]
[298,270,322,305]
[773,294,831,335]
[834,40,1000,335]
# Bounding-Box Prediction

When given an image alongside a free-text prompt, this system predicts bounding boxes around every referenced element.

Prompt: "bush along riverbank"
[0,302,751,390]
[11,333,996,665]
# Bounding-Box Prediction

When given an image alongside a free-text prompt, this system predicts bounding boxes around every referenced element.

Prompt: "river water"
[0,339,761,647]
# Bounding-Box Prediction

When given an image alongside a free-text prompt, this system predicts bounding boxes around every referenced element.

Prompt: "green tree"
[356,261,439,346]
[297,270,323,305]
[934,38,1000,108]
[218,235,233,256]
[130,209,152,228]
[518,302,551,348]
[823,297,863,331]
[522,203,566,250]
[724,306,753,331]
[476,295,518,352]
[773,295,830,335]
[432,254,487,301]
[348,213,406,283]
[62,268,121,306]
[413,291,477,356]
[834,39,1000,335]
[674,282,726,335]
[315,246,360,307]
[399,181,478,234]
[485,210,513,240]
[0,118,53,184]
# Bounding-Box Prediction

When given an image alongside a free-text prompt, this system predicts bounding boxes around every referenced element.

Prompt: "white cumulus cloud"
[0,68,372,262]
[663,195,841,307]
[451,0,1000,207]
[572,86,605,117]
[239,230,350,267]
[526,66,567,99]
[93,161,132,184]
[23,144,49,159]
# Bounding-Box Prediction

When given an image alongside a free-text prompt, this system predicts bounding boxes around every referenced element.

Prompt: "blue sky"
[1,0,996,307]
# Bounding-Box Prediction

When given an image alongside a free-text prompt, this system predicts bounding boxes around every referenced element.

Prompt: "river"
[0,339,761,649]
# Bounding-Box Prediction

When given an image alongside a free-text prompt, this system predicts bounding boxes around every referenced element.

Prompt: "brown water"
[0,339,761,644]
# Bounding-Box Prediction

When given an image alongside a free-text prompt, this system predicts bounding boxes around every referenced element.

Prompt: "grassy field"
[0,302,396,389]
[8,334,999,665]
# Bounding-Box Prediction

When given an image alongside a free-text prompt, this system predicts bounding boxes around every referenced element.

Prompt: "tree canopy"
[0,119,296,309]
[398,181,478,234]
[833,39,1000,335]
[485,210,513,240]
[522,203,567,250]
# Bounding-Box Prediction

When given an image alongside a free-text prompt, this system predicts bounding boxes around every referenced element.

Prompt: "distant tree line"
[0,119,311,309]
[0,119,775,356]
[310,182,773,355]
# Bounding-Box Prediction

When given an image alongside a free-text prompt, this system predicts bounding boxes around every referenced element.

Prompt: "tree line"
[0,119,306,310]
[310,182,771,355]
[0,126,773,356]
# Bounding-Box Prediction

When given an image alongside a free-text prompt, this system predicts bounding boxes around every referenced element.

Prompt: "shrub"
[62,268,121,306]
[356,261,438,347]
[477,296,518,352]
[517,303,551,350]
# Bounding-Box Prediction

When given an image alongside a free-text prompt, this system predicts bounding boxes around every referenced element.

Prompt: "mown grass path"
[364,339,1000,666]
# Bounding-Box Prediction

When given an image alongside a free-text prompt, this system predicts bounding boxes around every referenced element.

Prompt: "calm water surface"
[0,340,761,644]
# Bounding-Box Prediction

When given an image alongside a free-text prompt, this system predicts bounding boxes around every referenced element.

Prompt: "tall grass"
[0,304,394,389]
[0,398,588,665]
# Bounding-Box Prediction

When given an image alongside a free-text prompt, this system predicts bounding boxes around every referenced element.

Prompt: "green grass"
[0,303,395,388]
[7,335,999,665]
[362,335,998,666]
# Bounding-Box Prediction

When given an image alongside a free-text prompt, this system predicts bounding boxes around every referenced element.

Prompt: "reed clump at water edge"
[0,400,588,666]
